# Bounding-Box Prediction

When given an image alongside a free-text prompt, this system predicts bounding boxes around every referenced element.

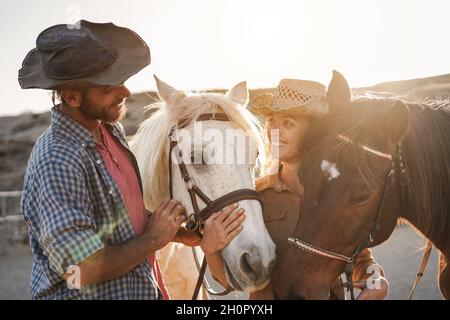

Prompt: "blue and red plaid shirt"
[21,105,162,299]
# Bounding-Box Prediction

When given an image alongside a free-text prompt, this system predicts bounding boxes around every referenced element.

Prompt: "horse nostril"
[267,258,276,274]
[240,253,257,281]
[291,292,306,300]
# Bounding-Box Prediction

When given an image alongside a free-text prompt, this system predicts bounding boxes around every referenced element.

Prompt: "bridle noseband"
[288,134,406,300]
[167,113,263,299]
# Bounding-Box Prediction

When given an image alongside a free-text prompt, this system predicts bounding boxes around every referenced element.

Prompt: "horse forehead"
[179,121,248,143]
[204,120,244,132]
[181,120,238,133]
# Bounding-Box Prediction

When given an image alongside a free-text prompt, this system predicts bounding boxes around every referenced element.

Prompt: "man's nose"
[116,85,131,98]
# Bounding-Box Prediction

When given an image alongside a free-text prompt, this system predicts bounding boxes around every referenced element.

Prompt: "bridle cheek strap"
[167,115,264,299]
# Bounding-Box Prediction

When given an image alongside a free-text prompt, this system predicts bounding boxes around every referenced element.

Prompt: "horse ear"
[385,100,409,145]
[154,75,185,105]
[227,81,249,106]
[326,70,351,111]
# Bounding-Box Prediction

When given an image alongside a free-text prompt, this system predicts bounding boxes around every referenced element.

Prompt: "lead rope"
[191,247,234,299]
[393,144,433,300]
[192,256,208,300]
[344,263,355,300]
[408,241,433,300]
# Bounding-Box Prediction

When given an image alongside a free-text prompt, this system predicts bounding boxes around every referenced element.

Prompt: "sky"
[1,0,450,116]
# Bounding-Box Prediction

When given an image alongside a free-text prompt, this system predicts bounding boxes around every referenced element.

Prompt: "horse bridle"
[288,134,406,300]
[167,113,263,299]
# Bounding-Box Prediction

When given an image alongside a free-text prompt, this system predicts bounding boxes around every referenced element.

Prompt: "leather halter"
[167,113,263,299]
[288,134,405,300]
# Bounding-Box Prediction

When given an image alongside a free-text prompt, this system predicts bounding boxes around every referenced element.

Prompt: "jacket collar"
[255,161,293,193]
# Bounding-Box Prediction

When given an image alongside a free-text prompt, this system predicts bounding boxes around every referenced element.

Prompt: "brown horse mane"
[300,95,450,252]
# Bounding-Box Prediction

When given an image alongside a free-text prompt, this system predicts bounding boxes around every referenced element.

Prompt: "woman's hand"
[200,203,245,256]
[354,275,389,300]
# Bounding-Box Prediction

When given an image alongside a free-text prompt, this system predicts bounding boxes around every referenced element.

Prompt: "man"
[18,20,237,300]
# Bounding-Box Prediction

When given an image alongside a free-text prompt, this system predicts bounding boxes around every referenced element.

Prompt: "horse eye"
[351,193,372,206]
[191,151,205,166]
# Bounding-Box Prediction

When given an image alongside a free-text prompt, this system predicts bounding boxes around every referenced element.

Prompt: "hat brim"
[248,93,274,117]
[249,93,328,119]
[19,20,150,90]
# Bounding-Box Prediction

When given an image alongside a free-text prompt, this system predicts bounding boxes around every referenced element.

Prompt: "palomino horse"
[131,77,276,299]
[273,71,450,299]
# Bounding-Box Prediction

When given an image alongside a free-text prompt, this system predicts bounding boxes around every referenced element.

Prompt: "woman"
[202,79,389,300]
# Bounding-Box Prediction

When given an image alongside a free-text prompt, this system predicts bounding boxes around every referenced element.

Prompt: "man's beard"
[79,96,127,123]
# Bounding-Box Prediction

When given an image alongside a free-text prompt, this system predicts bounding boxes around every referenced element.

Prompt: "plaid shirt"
[21,105,162,300]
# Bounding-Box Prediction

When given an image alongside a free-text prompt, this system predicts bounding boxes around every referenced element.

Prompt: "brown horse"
[273,71,450,300]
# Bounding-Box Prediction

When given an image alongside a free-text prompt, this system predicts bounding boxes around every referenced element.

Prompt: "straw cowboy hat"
[249,79,328,118]
[18,20,150,90]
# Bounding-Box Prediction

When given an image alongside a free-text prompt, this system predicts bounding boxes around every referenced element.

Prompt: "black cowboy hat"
[18,20,150,90]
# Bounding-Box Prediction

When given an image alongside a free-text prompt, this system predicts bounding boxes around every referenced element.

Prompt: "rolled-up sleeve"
[37,161,105,276]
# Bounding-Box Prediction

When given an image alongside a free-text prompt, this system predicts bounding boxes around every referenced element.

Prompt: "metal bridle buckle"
[185,178,195,190]
[184,214,199,231]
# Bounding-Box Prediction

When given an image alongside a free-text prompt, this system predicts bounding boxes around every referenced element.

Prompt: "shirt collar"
[51,104,94,147]
[255,162,293,193]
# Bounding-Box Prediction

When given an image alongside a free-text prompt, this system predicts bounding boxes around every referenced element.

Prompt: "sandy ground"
[370,225,442,300]
[0,221,32,300]
[0,221,443,300]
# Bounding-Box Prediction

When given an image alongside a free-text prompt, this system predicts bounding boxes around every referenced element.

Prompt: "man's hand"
[145,199,187,250]
[63,199,186,287]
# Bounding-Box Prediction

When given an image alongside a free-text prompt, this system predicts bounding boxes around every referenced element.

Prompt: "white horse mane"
[130,90,265,212]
